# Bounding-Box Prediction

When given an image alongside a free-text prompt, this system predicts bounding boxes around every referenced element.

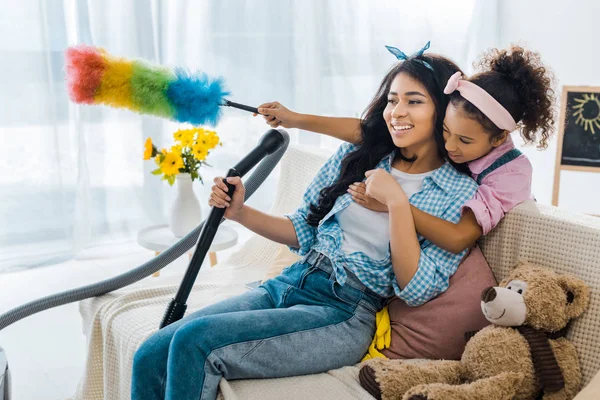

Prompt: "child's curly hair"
[450,45,556,149]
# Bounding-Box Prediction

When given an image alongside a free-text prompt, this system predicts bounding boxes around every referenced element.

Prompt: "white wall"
[494,0,600,214]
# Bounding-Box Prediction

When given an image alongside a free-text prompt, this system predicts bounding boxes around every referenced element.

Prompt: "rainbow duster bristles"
[66,45,230,126]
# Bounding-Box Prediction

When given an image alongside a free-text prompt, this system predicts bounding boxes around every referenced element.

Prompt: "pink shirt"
[463,136,532,235]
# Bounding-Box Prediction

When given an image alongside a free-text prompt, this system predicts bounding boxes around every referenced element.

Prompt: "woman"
[131,49,477,400]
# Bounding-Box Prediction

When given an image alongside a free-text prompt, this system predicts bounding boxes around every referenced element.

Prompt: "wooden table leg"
[152,251,161,277]
[209,252,218,267]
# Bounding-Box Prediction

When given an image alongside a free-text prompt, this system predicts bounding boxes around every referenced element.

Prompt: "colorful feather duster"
[66,45,257,126]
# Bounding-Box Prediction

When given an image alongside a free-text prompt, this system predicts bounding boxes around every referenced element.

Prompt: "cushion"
[382,245,496,360]
[218,365,373,400]
[261,245,302,283]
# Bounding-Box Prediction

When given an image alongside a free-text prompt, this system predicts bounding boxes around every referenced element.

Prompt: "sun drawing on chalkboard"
[572,93,600,134]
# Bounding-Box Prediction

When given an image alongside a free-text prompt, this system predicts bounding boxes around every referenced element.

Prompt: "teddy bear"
[359,263,590,400]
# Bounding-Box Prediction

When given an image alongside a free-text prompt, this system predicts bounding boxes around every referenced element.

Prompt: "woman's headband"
[385,41,433,71]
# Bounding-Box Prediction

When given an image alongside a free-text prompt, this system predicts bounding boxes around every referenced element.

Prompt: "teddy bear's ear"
[510,260,530,273]
[559,274,590,320]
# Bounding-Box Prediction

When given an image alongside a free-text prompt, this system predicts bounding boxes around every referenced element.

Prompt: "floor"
[0,223,252,400]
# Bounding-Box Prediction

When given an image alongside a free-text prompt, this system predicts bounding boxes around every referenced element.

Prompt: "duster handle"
[223,100,259,114]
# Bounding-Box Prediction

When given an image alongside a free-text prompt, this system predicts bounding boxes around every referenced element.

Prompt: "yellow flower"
[174,129,194,147]
[180,135,194,147]
[207,131,220,147]
[173,129,185,141]
[192,143,209,161]
[160,151,184,176]
[171,144,183,154]
[197,130,219,149]
[143,138,156,160]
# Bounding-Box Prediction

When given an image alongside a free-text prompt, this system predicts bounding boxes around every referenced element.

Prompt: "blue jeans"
[131,251,384,400]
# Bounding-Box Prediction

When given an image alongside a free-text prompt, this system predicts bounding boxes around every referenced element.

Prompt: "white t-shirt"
[336,168,436,260]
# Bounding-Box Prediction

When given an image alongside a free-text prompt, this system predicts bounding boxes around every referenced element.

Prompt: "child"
[257,45,556,358]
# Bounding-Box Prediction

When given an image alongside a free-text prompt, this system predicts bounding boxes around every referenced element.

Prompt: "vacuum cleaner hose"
[0,129,290,332]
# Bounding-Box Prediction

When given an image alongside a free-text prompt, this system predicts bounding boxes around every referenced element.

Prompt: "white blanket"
[74,282,373,400]
[74,283,245,400]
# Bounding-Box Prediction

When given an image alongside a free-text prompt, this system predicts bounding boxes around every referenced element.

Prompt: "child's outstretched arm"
[255,102,362,144]
[348,182,483,254]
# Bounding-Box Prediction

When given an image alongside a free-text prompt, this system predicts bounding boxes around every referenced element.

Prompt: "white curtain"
[0,0,477,272]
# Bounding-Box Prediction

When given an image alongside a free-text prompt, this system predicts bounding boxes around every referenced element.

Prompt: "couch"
[73,145,600,400]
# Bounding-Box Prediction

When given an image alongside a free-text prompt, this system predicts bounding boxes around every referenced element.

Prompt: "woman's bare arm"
[234,205,300,248]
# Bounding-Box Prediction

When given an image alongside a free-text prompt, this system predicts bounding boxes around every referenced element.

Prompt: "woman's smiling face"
[383,73,437,153]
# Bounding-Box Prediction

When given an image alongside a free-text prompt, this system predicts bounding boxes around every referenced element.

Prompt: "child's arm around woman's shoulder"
[348,181,483,254]
[406,154,532,253]
[353,154,533,253]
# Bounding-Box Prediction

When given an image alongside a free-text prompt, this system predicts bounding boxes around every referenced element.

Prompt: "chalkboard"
[553,86,600,206]
[561,89,600,167]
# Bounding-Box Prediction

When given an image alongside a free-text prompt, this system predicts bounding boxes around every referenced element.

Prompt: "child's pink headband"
[444,72,517,132]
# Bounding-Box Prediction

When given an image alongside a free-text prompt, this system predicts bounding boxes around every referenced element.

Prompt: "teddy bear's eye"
[505,280,527,295]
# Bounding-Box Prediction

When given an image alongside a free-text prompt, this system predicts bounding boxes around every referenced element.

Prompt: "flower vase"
[169,173,202,238]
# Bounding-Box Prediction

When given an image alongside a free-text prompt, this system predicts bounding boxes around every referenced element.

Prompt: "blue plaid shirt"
[286,143,478,306]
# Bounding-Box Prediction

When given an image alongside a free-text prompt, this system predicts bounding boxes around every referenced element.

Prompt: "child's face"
[383,73,436,152]
[442,102,506,164]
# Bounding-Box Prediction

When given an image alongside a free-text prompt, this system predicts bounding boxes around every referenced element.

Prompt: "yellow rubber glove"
[361,306,391,361]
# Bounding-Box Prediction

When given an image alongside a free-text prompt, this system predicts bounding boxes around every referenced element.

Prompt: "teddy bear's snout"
[481,286,496,303]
